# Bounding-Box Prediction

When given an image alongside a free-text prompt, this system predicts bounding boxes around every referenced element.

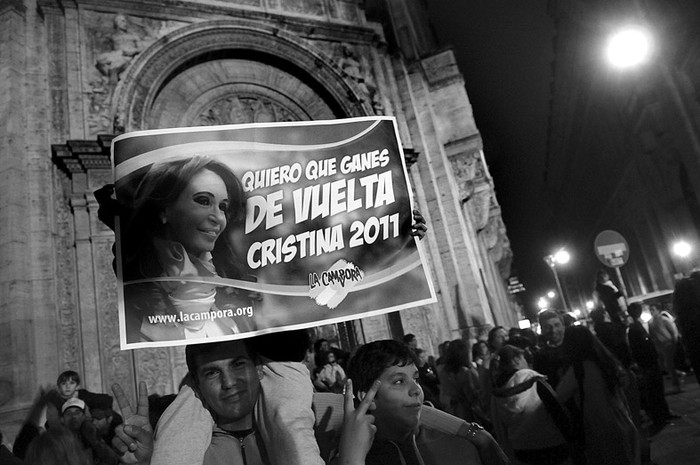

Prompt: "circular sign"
[594,230,629,267]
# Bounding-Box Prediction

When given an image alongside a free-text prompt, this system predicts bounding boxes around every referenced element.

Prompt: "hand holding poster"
[113,117,436,349]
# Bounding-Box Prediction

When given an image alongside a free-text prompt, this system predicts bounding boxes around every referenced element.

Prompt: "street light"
[672,240,694,278]
[544,248,570,311]
[547,290,556,299]
[672,240,692,258]
[605,25,653,69]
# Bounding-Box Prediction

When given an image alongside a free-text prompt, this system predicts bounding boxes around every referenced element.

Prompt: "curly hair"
[347,340,418,395]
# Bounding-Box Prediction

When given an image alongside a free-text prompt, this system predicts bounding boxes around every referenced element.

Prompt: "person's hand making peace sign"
[111,381,153,464]
[337,378,381,465]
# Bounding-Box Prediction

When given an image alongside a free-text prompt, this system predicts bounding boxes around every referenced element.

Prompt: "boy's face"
[369,362,424,435]
[59,379,78,399]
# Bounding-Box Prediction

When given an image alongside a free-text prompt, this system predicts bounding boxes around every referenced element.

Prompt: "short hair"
[538,310,563,325]
[471,340,488,360]
[347,340,418,394]
[186,339,258,381]
[402,333,416,344]
[313,338,329,353]
[487,326,507,349]
[57,370,80,386]
[628,302,643,319]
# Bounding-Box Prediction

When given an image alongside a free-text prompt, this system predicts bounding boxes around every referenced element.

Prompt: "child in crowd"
[46,371,83,413]
[346,339,509,465]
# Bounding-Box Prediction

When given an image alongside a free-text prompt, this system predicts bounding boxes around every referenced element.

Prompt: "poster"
[113,116,436,349]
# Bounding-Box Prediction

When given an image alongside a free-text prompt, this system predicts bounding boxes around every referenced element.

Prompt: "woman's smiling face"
[162,169,230,257]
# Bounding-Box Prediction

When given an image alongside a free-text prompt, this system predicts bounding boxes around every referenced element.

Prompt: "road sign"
[594,230,629,267]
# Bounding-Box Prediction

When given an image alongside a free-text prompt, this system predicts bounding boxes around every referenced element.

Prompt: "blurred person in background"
[648,303,681,393]
[672,270,700,385]
[534,311,567,389]
[557,326,638,465]
[442,339,489,428]
[490,345,571,465]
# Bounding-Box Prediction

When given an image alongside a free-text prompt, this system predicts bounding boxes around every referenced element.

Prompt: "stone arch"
[112,19,372,131]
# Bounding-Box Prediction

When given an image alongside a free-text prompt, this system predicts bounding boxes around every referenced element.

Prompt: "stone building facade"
[0,0,516,436]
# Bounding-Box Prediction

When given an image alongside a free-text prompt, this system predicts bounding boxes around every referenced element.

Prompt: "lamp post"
[544,249,570,311]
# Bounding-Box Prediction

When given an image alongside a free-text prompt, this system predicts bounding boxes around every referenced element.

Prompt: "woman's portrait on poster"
[119,156,257,343]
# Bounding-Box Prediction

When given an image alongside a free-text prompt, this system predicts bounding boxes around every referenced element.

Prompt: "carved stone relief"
[197,95,298,126]
[94,239,135,392]
[84,12,184,137]
[451,152,479,201]
[53,171,82,370]
[335,43,383,115]
[469,189,492,231]
[148,59,334,129]
[481,211,512,279]
[451,149,512,279]
[135,348,175,396]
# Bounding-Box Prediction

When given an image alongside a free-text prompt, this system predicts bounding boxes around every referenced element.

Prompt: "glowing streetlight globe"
[537,297,548,310]
[672,241,692,258]
[547,291,556,299]
[553,250,570,265]
[586,300,595,310]
[606,26,652,69]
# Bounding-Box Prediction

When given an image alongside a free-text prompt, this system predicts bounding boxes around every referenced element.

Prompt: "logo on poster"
[309,259,365,309]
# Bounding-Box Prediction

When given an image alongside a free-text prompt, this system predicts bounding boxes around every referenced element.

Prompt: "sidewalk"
[650,374,700,464]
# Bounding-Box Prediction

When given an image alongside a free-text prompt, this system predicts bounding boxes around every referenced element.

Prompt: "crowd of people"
[3,293,695,465]
[4,176,698,464]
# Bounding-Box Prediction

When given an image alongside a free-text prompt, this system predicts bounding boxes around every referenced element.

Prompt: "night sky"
[426,1,556,313]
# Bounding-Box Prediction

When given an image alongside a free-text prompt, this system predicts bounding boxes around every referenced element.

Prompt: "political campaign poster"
[112,116,437,349]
